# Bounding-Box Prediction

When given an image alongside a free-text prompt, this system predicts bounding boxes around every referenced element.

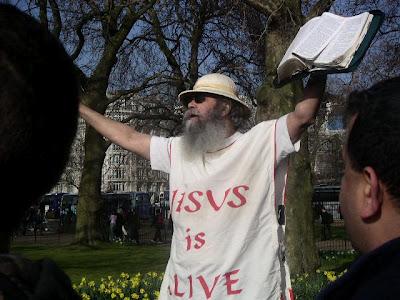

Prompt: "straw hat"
[178,73,250,111]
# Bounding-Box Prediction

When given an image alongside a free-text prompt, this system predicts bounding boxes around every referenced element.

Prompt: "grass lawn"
[319,250,358,272]
[314,223,349,240]
[10,240,358,299]
[11,242,170,284]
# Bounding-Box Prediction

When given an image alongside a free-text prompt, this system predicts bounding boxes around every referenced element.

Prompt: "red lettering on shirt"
[184,191,203,212]
[171,190,178,211]
[197,274,221,299]
[175,192,186,212]
[194,232,206,249]
[174,274,185,297]
[188,275,193,298]
[228,185,249,208]
[224,269,242,295]
[185,228,192,251]
[172,185,249,214]
[206,188,231,211]
[170,269,243,298]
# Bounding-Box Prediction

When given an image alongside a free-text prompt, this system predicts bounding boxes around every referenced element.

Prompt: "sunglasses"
[183,94,207,107]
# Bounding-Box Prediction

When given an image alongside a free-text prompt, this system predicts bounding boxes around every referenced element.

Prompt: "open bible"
[274,10,384,87]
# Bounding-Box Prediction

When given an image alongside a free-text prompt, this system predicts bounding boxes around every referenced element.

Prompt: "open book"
[274,10,384,87]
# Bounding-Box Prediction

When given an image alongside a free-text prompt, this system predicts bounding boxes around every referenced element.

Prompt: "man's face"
[339,116,365,252]
[181,93,228,159]
[183,93,220,131]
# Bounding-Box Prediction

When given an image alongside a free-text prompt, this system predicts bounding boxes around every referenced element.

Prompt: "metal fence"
[313,201,352,251]
[13,211,174,245]
[15,200,351,251]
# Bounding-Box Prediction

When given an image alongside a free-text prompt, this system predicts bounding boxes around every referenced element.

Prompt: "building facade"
[51,98,169,198]
[310,101,345,185]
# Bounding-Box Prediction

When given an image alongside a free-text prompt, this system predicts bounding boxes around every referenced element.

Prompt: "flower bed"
[73,250,358,299]
[74,272,163,300]
[292,250,358,299]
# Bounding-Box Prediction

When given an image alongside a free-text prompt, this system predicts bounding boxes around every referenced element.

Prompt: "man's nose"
[187,98,197,108]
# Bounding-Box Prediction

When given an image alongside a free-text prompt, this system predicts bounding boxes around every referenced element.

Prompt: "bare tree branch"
[107,73,163,104]
[188,1,208,84]
[37,0,48,28]
[148,7,185,91]
[49,0,62,37]
[242,0,285,16]
[70,12,96,61]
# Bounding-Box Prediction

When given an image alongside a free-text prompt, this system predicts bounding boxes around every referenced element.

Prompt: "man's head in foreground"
[340,76,400,253]
[178,73,251,159]
[0,4,79,236]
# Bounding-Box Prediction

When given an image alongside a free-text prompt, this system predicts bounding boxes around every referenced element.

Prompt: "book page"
[337,14,373,68]
[277,57,308,83]
[292,13,345,61]
[314,12,371,66]
[278,17,320,69]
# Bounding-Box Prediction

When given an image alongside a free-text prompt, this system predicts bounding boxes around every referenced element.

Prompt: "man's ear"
[221,100,232,117]
[360,166,382,219]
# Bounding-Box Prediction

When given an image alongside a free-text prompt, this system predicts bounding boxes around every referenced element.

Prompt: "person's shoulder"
[242,119,277,139]
[322,240,400,299]
[351,269,400,299]
[152,135,182,149]
[253,119,277,128]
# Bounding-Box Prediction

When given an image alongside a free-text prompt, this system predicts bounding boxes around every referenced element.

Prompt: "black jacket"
[0,254,80,300]
[317,237,400,299]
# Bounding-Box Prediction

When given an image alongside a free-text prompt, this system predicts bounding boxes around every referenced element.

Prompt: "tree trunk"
[75,87,109,245]
[256,16,319,275]
[76,125,108,244]
[285,141,320,274]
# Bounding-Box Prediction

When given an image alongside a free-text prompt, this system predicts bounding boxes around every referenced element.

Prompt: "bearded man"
[79,72,326,299]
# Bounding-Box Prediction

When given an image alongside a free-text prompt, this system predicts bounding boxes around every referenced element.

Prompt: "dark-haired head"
[0,4,79,236]
[345,76,400,203]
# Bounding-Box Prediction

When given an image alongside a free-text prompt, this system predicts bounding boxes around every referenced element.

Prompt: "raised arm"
[79,103,151,160]
[286,74,327,143]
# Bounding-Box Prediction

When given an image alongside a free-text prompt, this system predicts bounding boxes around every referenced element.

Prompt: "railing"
[14,202,351,251]
[313,201,352,251]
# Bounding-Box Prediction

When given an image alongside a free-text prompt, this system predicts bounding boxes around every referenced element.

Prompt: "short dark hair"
[0,4,79,232]
[345,76,400,201]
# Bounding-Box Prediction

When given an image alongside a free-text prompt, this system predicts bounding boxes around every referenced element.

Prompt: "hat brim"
[178,88,250,110]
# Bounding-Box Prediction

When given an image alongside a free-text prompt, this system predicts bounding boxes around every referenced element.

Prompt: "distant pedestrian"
[126,209,140,244]
[320,207,333,240]
[115,208,124,240]
[152,209,163,243]
[109,211,117,241]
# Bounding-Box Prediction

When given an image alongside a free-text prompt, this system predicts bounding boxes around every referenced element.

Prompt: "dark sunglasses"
[183,93,207,107]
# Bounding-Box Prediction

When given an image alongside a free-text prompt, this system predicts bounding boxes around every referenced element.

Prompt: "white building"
[310,100,345,185]
[51,97,170,197]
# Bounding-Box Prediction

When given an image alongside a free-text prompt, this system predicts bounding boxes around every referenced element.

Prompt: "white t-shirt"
[150,115,298,300]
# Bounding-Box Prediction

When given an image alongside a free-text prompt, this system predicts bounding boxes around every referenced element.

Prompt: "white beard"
[181,108,227,161]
